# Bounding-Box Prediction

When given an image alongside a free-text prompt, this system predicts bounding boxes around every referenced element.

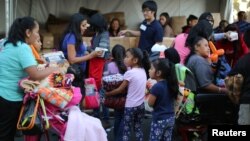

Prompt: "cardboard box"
[83,37,175,50]
[171,16,186,35]
[110,37,131,50]
[129,37,139,48]
[163,37,175,47]
[47,24,68,49]
[40,48,55,55]
[41,33,54,49]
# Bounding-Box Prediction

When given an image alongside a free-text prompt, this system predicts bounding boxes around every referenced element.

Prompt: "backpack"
[174,64,200,122]
[212,55,231,87]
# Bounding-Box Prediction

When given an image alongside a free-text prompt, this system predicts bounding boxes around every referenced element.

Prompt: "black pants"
[0,96,22,141]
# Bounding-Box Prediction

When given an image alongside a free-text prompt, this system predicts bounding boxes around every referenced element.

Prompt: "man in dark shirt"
[119,1,163,54]
[234,11,250,34]
[229,28,250,125]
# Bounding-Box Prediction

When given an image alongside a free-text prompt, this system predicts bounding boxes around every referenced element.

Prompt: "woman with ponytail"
[185,36,228,94]
[0,17,57,140]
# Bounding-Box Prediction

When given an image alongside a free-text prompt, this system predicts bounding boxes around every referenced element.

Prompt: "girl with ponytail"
[147,58,178,140]
[103,44,127,141]
[105,47,150,141]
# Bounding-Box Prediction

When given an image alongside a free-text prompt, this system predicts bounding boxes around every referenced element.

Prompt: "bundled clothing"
[64,106,107,141]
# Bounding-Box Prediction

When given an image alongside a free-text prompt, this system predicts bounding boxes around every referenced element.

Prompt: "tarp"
[1,0,233,35]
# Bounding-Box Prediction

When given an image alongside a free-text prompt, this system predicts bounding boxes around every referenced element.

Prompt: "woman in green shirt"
[0,17,57,141]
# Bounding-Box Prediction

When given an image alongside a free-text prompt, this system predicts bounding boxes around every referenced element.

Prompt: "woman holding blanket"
[0,17,57,141]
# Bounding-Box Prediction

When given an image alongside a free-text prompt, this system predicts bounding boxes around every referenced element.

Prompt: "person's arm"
[119,29,141,37]
[154,23,164,44]
[67,44,102,64]
[105,80,128,96]
[191,57,226,93]
[213,32,231,41]
[201,83,228,94]
[147,94,157,107]
[213,33,225,41]
[25,66,57,81]
[19,44,57,81]
[98,32,110,50]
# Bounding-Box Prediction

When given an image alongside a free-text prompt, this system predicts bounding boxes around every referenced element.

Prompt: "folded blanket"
[39,72,74,88]
[36,60,70,74]
[36,87,73,109]
[64,106,107,141]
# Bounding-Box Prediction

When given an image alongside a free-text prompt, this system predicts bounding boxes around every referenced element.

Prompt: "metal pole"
[5,0,9,37]
[10,0,13,27]
[5,0,13,38]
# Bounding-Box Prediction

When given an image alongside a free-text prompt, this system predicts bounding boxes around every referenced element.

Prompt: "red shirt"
[215,34,248,67]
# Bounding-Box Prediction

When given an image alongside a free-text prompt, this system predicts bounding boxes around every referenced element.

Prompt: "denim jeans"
[114,109,124,141]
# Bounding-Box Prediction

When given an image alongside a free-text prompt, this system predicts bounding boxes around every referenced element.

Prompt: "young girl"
[30,38,45,64]
[147,58,179,141]
[106,48,150,141]
[103,44,127,141]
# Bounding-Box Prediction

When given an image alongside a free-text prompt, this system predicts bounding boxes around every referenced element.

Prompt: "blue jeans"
[114,109,124,141]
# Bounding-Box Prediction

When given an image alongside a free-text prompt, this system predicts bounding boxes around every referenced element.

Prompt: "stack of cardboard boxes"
[83,37,174,50]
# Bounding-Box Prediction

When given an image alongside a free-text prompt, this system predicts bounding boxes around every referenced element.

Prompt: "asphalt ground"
[15,113,153,141]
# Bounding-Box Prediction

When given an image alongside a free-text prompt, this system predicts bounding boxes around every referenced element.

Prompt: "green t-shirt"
[0,41,37,101]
